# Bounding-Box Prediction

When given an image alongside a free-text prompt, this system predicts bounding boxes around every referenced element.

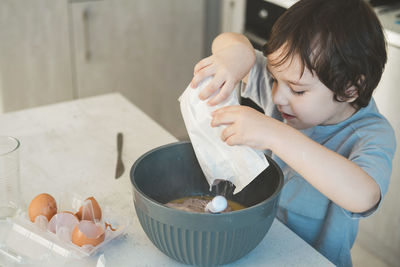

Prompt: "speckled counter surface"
[0,93,334,266]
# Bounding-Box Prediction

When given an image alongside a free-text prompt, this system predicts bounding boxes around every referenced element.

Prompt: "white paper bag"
[179,77,269,194]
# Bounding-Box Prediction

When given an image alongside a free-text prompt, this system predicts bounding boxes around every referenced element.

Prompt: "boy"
[190,0,396,266]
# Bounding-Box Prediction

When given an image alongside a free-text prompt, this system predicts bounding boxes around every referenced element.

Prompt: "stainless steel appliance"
[243,0,287,50]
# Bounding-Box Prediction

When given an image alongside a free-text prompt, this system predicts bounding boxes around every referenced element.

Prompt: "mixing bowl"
[130,141,283,267]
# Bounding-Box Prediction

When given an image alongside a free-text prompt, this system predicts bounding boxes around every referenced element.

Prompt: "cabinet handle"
[82,8,91,61]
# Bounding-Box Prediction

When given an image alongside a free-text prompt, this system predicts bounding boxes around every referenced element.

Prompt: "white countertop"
[0,93,333,266]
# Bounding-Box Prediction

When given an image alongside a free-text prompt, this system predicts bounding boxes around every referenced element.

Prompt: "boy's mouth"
[280,111,296,120]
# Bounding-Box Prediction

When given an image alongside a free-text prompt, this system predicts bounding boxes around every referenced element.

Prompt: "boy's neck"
[322,103,358,126]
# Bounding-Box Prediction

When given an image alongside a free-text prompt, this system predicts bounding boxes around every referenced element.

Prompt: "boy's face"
[267,48,356,130]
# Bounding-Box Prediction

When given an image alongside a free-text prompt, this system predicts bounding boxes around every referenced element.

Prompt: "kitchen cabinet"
[0,0,204,140]
[221,0,245,33]
[70,0,204,140]
[0,0,74,112]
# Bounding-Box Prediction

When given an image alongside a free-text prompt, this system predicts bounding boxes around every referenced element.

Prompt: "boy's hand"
[190,33,255,106]
[211,105,280,150]
[190,54,235,106]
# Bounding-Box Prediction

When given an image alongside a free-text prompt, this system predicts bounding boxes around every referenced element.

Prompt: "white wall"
[356,43,400,267]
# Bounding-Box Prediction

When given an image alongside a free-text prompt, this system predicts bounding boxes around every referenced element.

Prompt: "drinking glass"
[0,136,21,219]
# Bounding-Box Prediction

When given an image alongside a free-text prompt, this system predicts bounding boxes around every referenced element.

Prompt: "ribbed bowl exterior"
[130,142,283,267]
[134,203,276,267]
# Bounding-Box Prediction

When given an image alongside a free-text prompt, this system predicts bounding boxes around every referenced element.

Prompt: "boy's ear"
[339,75,364,103]
[336,85,358,103]
[343,85,358,103]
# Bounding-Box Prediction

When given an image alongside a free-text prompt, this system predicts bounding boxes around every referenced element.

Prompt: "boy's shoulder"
[348,98,396,147]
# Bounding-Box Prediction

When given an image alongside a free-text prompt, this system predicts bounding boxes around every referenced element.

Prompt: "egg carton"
[0,192,129,265]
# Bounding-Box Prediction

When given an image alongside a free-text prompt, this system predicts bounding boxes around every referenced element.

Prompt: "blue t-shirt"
[242,51,396,267]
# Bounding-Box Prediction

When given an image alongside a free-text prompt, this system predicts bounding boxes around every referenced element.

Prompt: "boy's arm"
[269,121,381,213]
[212,105,381,214]
[190,32,255,105]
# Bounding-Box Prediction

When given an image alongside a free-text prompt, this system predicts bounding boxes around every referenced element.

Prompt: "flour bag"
[179,77,269,194]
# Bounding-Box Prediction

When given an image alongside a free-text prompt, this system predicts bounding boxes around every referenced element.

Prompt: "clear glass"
[0,136,21,219]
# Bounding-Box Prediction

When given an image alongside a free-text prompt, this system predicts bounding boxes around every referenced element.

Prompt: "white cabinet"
[221,0,245,33]
[0,0,204,139]
[70,0,204,139]
[0,0,74,112]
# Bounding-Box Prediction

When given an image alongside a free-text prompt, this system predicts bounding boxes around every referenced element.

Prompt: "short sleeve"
[342,120,396,219]
[241,50,280,118]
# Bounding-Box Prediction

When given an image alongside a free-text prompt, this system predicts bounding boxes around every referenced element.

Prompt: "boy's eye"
[269,75,305,95]
[290,88,306,96]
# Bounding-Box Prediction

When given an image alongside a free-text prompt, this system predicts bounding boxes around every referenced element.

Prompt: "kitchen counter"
[0,93,333,266]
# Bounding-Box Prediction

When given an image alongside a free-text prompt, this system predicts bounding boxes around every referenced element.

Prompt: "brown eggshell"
[75,196,102,222]
[72,220,105,247]
[28,193,57,222]
[63,211,79,219]
[105,222,117,231]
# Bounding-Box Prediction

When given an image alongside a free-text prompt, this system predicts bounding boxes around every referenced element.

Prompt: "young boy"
[190,0,396,266]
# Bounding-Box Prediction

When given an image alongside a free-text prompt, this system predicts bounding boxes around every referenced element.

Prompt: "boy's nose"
[272,85,289,106]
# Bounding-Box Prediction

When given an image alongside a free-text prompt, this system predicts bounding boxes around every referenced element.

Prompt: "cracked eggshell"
[72,220,105,247]
[48,212,80,234]
[75,196,102,222]
[28,193,57,222]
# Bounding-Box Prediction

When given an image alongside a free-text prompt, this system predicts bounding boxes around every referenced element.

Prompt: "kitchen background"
[0,0,398,266]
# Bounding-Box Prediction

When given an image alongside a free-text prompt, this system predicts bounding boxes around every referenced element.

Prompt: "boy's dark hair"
[263,0,387,108]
